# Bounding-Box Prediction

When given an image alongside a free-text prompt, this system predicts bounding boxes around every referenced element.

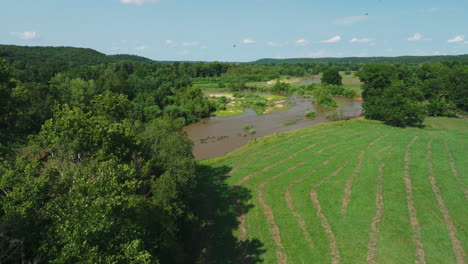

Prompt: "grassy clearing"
[202,118,467,263]
[423,117,468,131]
[213,105,244,117]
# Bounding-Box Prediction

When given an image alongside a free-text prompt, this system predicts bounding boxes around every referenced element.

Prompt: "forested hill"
[253,54,468,64]
[0,44,160,65]
[0,44,160,82]
[0,45,111,66]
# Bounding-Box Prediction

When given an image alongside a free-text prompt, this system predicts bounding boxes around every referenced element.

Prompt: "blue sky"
[1,0,468,62]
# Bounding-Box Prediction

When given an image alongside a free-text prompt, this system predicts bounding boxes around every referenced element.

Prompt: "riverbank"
[185,95,362,159]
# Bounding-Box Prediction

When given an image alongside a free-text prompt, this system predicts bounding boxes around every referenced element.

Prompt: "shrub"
[305,110,316,118]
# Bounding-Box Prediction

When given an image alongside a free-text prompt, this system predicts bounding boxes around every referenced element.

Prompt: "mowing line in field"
[340,129,373,138]
[253,127,362,165]
[254,137,353,263]
[366,163,386,264]
[283,143,358,251]
[258,161,306,264]
[257,127,337,155]
[236,141,324,186]
[228,127,353,176]
[261,151,282,161]
[233,128,363,243]
[444,139,468,200]
[310,163,349,264]
[341,134,390,215]
[282,132,381,247]
[366,143,393,264]
[427,139,466,264]
[235,140,324,252]
[233,127,388,256]
[403,136,426,264]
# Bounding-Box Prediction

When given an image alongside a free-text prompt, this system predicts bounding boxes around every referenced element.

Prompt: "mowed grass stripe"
[234,125,388,187]
[257,161,306,264]
[340,133,391,215]
[410,135,461,263]
[281,131,393,263]
[253,138,350,263]
[209,120,377,172]
[208,124,343,167]
[226,126,361,181]
[366,143,393,264]
[310,162,349,264]
[244,127,390,263]
[200,119,467,264]
[403,136,426,264]
[231,126,382,263]
[368,132,418,263]
[283,141,366,254]
[255,132,378,263]
[444,139,468,200]
[427,139,466,263]
[366,162,386,264]
[317,132,398,263]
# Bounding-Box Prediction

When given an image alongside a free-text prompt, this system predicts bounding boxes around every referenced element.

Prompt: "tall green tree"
[380,81,427,127]
[321,66,342,86]
[357,63,398,120]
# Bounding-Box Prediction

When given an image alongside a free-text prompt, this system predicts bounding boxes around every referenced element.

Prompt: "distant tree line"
[357,62,468,126]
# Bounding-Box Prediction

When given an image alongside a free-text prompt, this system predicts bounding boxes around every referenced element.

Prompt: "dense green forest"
[358,62,468,126]
[0,45,467,263]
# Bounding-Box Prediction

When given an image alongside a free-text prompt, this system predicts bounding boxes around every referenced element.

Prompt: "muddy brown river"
[185,93,362,160]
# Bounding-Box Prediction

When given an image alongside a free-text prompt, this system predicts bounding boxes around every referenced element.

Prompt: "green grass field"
[202,118,467,263]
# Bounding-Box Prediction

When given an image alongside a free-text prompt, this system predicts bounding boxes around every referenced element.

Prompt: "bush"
[312,86,337,108]
[305,110,316,118]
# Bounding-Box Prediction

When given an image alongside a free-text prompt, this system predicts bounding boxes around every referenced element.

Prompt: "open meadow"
[203,118,467,263]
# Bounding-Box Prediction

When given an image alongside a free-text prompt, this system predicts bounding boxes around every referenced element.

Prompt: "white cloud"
[10,31,39,40]
[165,39,177,47]
[448,35,464,43]
[320,35,341,43]
[350,37,371,43]
[408,33,423,41]
[334,16,368,25]
[464,41,468,44]
[178,50,189,55]
[120,0,160,5]
[295,39,309,45]
[182,41,200,46]
[242,39,256,44]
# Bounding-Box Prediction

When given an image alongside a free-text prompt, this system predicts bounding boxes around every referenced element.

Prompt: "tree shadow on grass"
[189,164,266,263]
